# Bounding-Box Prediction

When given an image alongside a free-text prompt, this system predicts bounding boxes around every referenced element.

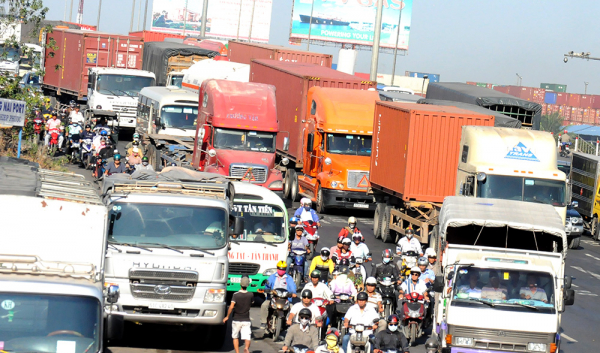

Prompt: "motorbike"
[350,257,368,291]
[560,142,571,157]
[32,116,44,144]
[283,344,311,353]
[68,134,81,163]
[302,220,319,259]
[398,251,419,281]
[312,297,328,339]
[346,321,378,353]
[267,288,292,342]
[332,293,354,335]
[378,277,397,317]
[81,138,94,169]
[47,128,60,156]
[400,292,427,346]
[290,249,307,287]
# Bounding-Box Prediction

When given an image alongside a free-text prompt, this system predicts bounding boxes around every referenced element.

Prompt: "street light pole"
[516,73,522,86]
[390,0,403,86]
[69,0,73,22]
[248,0,256,42]
[421,75,428,94]
[200,0,209,37]
[369,0,384,82]
[236,0,243,40]
[143,0,149,30]
[306,0,316,51]
[182,0,188,36]
[129,0,135,32]
[96,0,102,30]
[585,82,589,94]
[564,51,600,63]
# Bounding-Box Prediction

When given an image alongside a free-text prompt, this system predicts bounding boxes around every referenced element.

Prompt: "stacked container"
[568,94,582,108]
[532,88,546,104]
[556,92,568,106]
[545,92,557,104]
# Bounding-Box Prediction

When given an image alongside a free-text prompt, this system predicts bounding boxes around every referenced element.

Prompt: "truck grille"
[348,170,369,189]
[129,269,198,301]
[229,263,260,275]
[230,164,267,183]
[112,104,137,119]
[451,326,553,351]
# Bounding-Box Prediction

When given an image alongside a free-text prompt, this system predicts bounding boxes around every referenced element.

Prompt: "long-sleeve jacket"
[283,324,319,349]
[374,329,410,352]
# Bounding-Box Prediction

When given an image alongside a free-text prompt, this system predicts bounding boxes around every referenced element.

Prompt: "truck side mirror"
[107,285,120,304]
[432,275,444,292]
[232,216,244,236]
[106,315,124,341]
[306,133,314,152]
[447,271,455,281]
[564,289,575,306]
[155,117,161,129]
[462,176,474,196]
[564,276,572,289]
[283,137,290,151]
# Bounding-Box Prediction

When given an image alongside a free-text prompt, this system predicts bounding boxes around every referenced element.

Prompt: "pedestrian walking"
[223,276,254,353]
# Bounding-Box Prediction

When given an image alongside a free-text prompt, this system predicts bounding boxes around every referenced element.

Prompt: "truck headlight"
[263,268,276,276]
[527,343,547,352]
[96,105,102,109]
[268,180,283,189]
[204,289,225,303]
[571,217,581,224]
[331,181,338,187]
[455,337,474,346]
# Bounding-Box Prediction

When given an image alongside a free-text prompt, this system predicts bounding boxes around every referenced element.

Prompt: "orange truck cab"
[191,79,284,191]
[295,87,380,212]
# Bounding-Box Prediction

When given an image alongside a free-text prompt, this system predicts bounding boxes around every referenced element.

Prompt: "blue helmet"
[289,216,298,223]
[100,130,108,136]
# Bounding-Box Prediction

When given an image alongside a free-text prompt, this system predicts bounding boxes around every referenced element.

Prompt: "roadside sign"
[0,98,26,127]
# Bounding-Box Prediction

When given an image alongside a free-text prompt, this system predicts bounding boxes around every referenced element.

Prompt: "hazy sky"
[45,0,600,94]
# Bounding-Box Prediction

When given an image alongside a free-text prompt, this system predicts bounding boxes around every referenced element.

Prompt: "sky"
[44,0,600,94]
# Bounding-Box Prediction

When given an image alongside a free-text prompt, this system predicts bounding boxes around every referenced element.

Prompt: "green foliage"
[539,112,565,140]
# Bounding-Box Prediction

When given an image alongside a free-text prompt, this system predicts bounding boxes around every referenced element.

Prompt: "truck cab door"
[302,122,320,177]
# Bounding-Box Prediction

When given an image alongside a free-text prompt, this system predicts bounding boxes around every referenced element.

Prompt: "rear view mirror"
[306,133,314,152]
[283,137,290,151]
[564,289,575,306]
[232,216,244,236]
[571,201,579,208]
[432,275,444,292]
[447,271,455,281]
[564,276,572,289]
[107,285,120,304]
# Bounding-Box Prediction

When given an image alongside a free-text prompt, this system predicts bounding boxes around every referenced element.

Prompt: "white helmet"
[348,216,357,225]
[301,197,312,206]
[410,266,421,274]
[425,248,436,258]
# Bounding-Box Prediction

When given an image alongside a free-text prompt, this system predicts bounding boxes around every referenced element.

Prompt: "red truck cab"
[192,79,284,191]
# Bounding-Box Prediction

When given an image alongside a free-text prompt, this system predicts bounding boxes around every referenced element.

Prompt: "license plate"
[353,203,369,209]
[149,302,174,310]
[230,277,241,283]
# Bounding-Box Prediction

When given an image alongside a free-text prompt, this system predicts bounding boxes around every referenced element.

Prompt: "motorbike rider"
[260,260,297,330]
[396,228,423,257]
[328,264,357,329]
[126,133,146,154]
[69,105,85,124]
[135,156,155,171]
[399,267,429,302]
[80,124,94,140]
[373,315,410,353]
[339,216,360,239]
[288,289,322,326]
[294,198,321,227]
[287,224,311,279]
[417,257,435,286]
[425,248,437,271]
[342,291,379,352]
[310,247,335,278]
[282,308,319,352]
[44,113,64,149]
[315,328,344,353]
[365,277,383,314]
[371,250,401,285]
[350,232,371,263]
[104,154,127,176]
[304,270,334,303]
[127,140,145,158]
[332,237,353,265]
[128,147,143,166]
[330,236,344,260]
[66,119,83,153]
[93,130,109,151]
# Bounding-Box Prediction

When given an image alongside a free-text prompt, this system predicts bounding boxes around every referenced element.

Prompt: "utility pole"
[236,0,243,40]
[182,0,188,35]
[143,0,149,31]
[369,0,384,82]
[69,0,73,22]
[306,0,315,51]
[390,0,403,86]
[76,0,84,24]
[200,0,209,37]
[64,0,68,21]
[129,0,135,33]
[516,73,522,86]
[137,0,142,31]
[96,0,102,30]
[248,0,256,42]
[585,82,589,94]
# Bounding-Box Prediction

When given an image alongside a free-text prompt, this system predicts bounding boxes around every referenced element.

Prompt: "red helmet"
[326,327,341,338]
[382,249,393,259]
[387,314,400,325]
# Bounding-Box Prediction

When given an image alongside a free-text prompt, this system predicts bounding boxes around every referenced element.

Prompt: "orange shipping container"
[129,30,185,42]
[370,103,495,203]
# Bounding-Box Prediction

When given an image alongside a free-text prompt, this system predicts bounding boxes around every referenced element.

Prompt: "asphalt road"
[63,140,595,353]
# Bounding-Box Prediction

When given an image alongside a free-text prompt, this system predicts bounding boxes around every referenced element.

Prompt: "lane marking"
[570,265,600,281]
[321,220,330,224]
[581,240,599,247]
[585,253,600,261]
[572,284,579,288]
[575,290,598,297]
[561,333,578,342]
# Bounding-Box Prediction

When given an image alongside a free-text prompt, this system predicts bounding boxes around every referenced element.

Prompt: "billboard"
[289,0,412,50]
[152,0,273,43]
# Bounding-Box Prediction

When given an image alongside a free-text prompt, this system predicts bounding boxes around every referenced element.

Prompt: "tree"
[539,112,565,140]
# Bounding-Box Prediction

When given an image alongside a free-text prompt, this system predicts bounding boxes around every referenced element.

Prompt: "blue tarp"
[564,124,600,140]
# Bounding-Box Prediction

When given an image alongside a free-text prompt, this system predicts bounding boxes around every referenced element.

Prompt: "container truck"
[42,28,156,130]
[250,60,377,211]
[228,40,332,67]
[181,60,249,93]
[191,79,284,191]
[0,160,122,351]
[101,167,244,350]
[570,152,600,241]
[431,196,574,353]
[142,41,219,87]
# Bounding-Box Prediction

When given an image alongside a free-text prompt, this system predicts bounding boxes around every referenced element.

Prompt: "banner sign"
[0,98,26,127]
[151,0,273,43]
[289,0,412,50]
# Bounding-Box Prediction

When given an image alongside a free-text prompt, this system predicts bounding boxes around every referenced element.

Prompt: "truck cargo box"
[43,29,144,98]
[142,41,219,86]
[370,103,495,203]
[250,59,375,162]
[426,82,541,129]
[230,41,332,67]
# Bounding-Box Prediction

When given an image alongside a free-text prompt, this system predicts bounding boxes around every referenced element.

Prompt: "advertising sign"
[290,0,412,49]
[152,0,273,43]
[0,98,26,127]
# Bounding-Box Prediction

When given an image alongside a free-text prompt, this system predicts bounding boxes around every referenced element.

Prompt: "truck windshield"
[108,203,228,250]
[231,202,286,243]
[170,76,183,88]
[0,293,100,353]
[451,266,555,313]
[477,175,566,207]
[161,105,197,129]
[326,133,372,156]
[96,75,156,96]
[214,128,276,153]
[0,46,19,62]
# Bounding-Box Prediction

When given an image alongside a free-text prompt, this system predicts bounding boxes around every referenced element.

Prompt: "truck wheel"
[289,169,299,202]
[283,171,291,199]
[374,203,385,239]
[316,185,326,213]
[381,206,393,243]
[569,237,580,249]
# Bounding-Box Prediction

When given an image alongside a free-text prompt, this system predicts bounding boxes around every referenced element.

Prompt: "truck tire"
[593,217,600,241]
[381,206,394,243]
[289,169,299,202]
[146,144,160,171]
[316,185,326,213]
[569,237,580,249]
[283,171,291,199]
[374,203,385,239]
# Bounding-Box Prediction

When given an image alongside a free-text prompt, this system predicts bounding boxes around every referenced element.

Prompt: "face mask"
[143,162,149,166]
[277,269,286,276]
[326,337,338,349]
[349,224,355,229]
[406,233,413,239]
[388,324,398,332]
[383,258,390,264]
[321,255,328,261]
[304,205,311,211]
[300,318,309,326]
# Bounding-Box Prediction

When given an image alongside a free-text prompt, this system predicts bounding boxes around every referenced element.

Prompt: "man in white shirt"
[520,274,548,303]
[342,292,379,351]
[481,271,508,300]
[350,232,372,262]
[399,267,429,300]
[396,228,423,257]
[69,106,85,124]
[304,270,333,302]
[456,270,482,299]
[288,289,322,326]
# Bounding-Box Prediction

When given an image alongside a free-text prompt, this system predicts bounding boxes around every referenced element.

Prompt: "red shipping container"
[596,109,600,125]
[541,103,547,115]
[559,106,570,119]
[583,109,592,123]
[589,109,597,124]
[129,30,185,42]
[355,72,370,80]
[44,29,144,99]
[573,107,583,122]
[506,86,522,98]
[370,103,495,203]
[532,88,546,104]
[591,95,600,109]
[249,59,376,159]
[229,41,333,67]
[486,84,493,89]
[581,95,594,108]
[556,93,568,106]
[568,94,582,108]
[551,104,560,114]
[493,86,510,94]
[517,87,534,101]
[184,39,227,55]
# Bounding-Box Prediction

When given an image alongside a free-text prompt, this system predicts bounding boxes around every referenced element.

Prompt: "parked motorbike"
[378,277,397,317]
[400,292,427,345]
[290,249,307,287]
[267,288,292,342]
[302,220,319,259]
[346,321,378,353]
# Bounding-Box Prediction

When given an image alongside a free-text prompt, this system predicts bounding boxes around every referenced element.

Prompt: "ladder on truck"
[37,169,103,205]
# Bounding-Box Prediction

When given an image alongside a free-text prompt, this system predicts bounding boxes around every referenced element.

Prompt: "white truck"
[456,126,568,224]
[101,168,243,350]
[431,196,575,353]
[181,60,250,93]
[0,160,122,352]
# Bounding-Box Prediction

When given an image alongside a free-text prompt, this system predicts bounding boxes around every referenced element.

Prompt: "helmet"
[337,236,345,244]
[300,197,312,206]
[382,249,393,260]
[298,308,312,320]
[425,338,440,351]
[352,232,364,242]
[425,248,436,258]
[387,314,400,325]
[301,289,313,299]
[295,224,304,231]
[69,100,76,106]
[338,258,350,267]
[410,266,421,274]
[356,292,368,301]
[289,216,298,224]
[85,124,91,128]
[365,277,377,286]
[326,327,340,338]
[114,154,122,161]
[310,269,322,278]
[341,237,351,245]
[320,247,330,257]
[417,257,428,266]
[405,227,414,235]
[100,130,108,136]
[276,260,287,270]
[133,133,140,139]
[132,140,140,146]
[142,156,149,163]
[348,216,357,225]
